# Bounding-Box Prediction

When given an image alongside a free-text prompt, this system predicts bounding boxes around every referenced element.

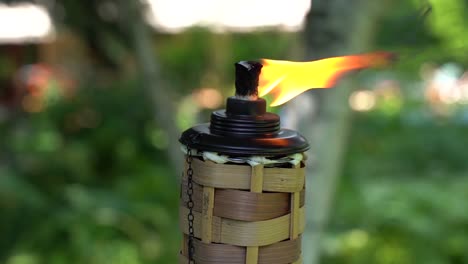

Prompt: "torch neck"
[225,97,266,116]
[210,97,280,138]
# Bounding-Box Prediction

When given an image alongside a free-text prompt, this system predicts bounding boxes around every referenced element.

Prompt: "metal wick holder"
[180,96,309,156]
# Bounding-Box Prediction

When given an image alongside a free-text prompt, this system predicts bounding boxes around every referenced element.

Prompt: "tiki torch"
[179,61,309,264]
[178,51,394,264]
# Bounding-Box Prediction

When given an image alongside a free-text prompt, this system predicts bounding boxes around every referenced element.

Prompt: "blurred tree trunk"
[118,0,182,169]
[285,1,390,263]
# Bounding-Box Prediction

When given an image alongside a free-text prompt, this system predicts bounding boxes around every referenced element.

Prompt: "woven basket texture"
[180,157,305,264]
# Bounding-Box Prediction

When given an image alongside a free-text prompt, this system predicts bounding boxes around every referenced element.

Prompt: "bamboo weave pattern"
[180,156,305,264]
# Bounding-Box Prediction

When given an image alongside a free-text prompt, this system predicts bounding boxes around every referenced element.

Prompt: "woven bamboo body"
[180,156,306,264]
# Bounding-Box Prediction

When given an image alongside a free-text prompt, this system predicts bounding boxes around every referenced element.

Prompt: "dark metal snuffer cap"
[179,61,309,156]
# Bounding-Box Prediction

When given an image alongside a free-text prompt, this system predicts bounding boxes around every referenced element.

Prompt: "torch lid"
[179,97,309,156]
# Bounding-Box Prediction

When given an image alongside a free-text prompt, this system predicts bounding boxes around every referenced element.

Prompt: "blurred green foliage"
[325,110,468,264]
[0,82,179,263]
[1,0,468,263]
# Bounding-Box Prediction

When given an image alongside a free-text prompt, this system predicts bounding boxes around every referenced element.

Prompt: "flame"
[258,52,395,106]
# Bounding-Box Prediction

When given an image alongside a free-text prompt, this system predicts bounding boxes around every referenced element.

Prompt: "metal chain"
[186,147,195,264]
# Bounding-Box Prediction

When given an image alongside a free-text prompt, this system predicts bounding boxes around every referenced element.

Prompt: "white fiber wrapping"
[180,145,304,167]
[203,151,229,164]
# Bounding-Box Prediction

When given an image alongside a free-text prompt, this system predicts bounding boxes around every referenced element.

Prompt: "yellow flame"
[259,52,395,106]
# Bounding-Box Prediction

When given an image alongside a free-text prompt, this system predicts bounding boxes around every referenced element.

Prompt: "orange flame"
[259,52,395,106]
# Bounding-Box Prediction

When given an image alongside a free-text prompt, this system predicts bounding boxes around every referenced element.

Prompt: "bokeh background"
[1,0,468,263]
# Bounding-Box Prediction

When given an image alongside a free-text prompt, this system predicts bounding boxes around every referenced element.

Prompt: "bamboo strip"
[290,192,301,239]
[191,159,305,192]
[181,235,302,264]
[214,189,290,221]
[250,164,264,193]
[202,186,215,243]
[184,235,245,263]
[247,164,263,263]
[258,236,301,264]
[180,206,305,247]
[181,179,305,221]
[290,162,302,240]
[246,247,259,264]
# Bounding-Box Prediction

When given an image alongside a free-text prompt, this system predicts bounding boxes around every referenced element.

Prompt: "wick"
[234,61,263,100]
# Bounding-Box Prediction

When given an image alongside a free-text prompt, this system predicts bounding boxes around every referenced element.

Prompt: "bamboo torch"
[179,61,309,264]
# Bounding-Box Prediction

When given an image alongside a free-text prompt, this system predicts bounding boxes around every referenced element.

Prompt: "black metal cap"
[179,97,309,156]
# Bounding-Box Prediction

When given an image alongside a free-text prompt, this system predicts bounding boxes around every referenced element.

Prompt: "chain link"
[186,147,195,264]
